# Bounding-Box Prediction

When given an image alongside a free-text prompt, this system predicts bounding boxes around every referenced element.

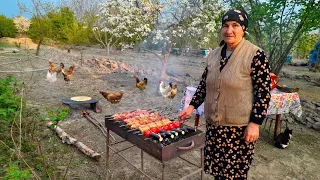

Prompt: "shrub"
[0,15,17,38]
[3,163,33,180]
[0,75,23,125]
[41,107,70,126]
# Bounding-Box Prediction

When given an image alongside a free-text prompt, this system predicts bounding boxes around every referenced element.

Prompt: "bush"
[41,107,70,126]
[0,15,17,38]
[0,75,23,125]
[3,163,33,180]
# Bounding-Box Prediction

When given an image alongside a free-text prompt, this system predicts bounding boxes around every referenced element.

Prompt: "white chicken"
[46,68,57,85]
[159,80,172,98]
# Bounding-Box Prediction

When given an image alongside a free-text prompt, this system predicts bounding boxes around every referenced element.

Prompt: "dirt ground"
[0,46,320,180]
[0,37,38,49]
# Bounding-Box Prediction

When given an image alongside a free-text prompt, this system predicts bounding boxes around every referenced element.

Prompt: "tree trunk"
[107,43,110,56]
[35,39,42,56]
[248,0,264,47]
[160,53,169,79]
[272,19,305,74]
[80,51,84,66]
[159,41,172,79]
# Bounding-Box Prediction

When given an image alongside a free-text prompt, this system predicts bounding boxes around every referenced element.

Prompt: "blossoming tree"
[93,0,159,55]
[13,16,31,34]
[147,0,225,78]
[94,0,224,77]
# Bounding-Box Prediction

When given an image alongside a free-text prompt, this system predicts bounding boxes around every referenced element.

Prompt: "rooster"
[159,80,172,99]
[168,84,178,102]
[134,76,148,90]
[46,68,57,85]
[99,90,124,104]
[62,65,75,84]
[49,61,64,76]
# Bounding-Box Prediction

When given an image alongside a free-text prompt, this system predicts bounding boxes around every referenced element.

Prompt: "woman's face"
[222,21,244,48]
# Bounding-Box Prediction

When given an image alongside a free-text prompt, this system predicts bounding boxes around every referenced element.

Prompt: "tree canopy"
[0,15,17,38]
[92,0,159,54]
[227,0,320,73]
[147,0,224,50]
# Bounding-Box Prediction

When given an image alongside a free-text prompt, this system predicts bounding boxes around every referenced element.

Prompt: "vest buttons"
[217,88,220,92]
[218,76,221,80]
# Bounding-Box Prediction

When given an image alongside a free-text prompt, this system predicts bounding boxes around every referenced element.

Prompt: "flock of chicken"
[98,76,178,104]
[46,60,178,104]
[46,61,75,85]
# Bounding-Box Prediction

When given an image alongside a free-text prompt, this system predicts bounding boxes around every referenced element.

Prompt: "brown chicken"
[167,84,178,102]
[134,76,148,90]
[62,65,75,83]
[99,90,124,104]
[49,61,64,75]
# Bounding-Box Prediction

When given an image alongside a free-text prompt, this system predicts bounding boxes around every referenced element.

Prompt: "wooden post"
[274,114,281,140]
[106,129,110,180]
[195,114,200,129]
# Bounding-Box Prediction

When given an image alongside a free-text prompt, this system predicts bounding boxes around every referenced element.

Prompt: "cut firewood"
[46,121,101,161]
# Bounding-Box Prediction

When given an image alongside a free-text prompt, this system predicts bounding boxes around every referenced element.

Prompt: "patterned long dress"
[189,44,271,179]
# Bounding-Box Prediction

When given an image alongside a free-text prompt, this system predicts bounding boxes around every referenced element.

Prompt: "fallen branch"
[81,110,116,142]
[46,122,101,161]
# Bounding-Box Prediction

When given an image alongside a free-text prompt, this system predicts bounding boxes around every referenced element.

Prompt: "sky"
[0,0,60,18]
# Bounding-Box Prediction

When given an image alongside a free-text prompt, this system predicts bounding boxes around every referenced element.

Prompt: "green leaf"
[41,115,47,120]
[35,163,43,171]
[49,115,58,121]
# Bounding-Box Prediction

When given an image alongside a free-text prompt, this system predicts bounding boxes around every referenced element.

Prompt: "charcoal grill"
[104,111,205,180]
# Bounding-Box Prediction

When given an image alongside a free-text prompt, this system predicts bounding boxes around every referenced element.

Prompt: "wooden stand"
[62,98,101,113]
[273,114,281,140]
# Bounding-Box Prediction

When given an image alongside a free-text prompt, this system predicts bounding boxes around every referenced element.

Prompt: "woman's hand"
[243,122,260,143]
[178,105,195,122]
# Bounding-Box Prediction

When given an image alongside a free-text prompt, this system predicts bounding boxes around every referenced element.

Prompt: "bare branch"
[142,48,163,61]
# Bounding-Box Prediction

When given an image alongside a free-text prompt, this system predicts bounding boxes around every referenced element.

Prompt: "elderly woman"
[179,9,271,179]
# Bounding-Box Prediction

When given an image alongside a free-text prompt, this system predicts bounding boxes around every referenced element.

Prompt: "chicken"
[134,76,148,90]
[167,84,178,102]
[49,61,64,75]
[62,65,75,84]
[159,80,172,98]
[46,68,57,85]
[99,90,124,104]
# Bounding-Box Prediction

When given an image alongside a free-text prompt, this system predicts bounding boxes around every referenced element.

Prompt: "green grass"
[0,41,15,48]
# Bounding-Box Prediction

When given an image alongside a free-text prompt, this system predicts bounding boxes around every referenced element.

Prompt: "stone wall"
[277,71,320,130]
[310,62,320,72]
[284,99,320,131]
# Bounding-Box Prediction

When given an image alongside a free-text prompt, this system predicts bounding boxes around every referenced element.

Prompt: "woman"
[179,9,271,179]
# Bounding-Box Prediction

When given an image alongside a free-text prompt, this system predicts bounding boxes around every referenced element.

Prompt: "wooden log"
[46,122,101,161]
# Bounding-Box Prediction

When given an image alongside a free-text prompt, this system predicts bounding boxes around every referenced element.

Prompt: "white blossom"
[13,16,31,33]
[94,0,225,50]
[93,0,160,50]
[150,0,224,47]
